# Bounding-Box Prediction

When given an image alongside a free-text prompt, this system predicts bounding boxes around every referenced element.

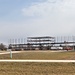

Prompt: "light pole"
[72,36,75,51]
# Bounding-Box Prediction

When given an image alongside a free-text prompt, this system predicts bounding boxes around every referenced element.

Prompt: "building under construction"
[9,36,55,50]
[27,36,55,50]
[9,36,75,50]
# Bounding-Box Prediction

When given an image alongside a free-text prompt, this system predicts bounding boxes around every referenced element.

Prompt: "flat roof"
[27,36,55,39]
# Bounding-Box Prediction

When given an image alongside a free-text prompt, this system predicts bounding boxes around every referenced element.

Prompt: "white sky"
[0,0,75,44]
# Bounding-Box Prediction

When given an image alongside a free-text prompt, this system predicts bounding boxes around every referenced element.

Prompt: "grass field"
[0,50,75,59]
[0,51,75,75]
[0,62,75,75]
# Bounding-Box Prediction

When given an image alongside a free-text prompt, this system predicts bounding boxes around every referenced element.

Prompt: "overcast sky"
[0,0,75,44]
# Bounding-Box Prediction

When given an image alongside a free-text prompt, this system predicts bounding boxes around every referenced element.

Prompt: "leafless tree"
[0,43,7,50]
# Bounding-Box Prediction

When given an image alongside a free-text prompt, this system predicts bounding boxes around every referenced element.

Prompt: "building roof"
[27,36,55,39]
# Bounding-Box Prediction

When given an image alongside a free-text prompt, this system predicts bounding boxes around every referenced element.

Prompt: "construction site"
[8,36,75,51]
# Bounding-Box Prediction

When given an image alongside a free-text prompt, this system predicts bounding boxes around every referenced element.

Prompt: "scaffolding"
[8,36,75,51]
[27,36,55,50]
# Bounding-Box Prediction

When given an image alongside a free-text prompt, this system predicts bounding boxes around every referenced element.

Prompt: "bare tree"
[0,43,7,50]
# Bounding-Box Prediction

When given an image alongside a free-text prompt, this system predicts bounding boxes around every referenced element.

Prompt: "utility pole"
[72,36,75,51]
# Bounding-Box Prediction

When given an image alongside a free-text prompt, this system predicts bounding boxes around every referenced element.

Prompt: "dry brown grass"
[0,51,75,59]
[0,62,75,75]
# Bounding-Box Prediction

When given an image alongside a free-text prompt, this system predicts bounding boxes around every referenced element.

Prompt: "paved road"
[0,50,73,55]
[0,60,74,62]
[0,51,22,55]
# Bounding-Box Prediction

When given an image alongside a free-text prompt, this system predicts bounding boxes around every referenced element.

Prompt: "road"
[0,51,22,55]
[0,60,74,62]
[0,50,72,55]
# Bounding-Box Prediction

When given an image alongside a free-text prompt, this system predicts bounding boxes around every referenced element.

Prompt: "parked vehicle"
[51,47,63,50]
[64,47,72,51]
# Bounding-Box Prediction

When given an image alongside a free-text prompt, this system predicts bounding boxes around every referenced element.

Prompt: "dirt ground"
[0,62,75,75]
